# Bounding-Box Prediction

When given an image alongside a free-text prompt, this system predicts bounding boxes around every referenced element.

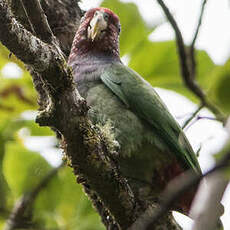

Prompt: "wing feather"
[101,63,201,174]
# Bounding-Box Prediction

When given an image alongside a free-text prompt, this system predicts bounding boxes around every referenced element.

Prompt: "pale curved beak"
[88,11,108,41]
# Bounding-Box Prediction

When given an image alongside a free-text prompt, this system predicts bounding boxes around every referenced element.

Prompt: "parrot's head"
[68,8,121,63]
[86,8,120,42]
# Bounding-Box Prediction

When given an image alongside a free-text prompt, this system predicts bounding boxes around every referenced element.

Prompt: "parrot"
[67,7,202,217]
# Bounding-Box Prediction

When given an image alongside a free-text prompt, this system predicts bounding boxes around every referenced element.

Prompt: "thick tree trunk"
[0,1,182,229]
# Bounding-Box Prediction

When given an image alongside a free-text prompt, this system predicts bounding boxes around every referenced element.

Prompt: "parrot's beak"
[88,11,108,41]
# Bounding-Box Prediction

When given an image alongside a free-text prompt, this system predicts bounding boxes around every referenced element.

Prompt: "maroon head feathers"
[68,7,121,64]
[84,7,120,29]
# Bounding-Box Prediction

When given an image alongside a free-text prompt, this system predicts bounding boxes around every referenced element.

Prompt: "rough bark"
[0,1,182,229]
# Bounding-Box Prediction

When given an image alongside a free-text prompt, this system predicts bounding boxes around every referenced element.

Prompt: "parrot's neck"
[68,44,120,67]
[69,54,121,84]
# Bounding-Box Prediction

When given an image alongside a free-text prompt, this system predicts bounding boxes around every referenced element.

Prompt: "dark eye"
[117,24,121,33]
[103,13,109,21]
[94,11,99,16]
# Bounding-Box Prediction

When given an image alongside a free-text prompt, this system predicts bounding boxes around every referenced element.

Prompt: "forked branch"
[157,0,226,123]
[19,0,57,44]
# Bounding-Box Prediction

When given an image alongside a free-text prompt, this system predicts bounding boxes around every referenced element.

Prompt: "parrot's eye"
[117,24,121,33]
[103,13,109,21]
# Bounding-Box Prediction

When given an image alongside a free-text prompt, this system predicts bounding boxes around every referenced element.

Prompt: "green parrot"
[68,7,202,216]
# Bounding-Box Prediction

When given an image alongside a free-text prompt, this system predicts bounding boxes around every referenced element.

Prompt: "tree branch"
[10,0,82,56]
[184,115,218,131]
[0,1,56,69]
[0,0,72,93]
[41,0,83,56]
[191,0,207,49]
[191,119,230,230]
[129,209,182,230]
[182,104,203,129]
[0,85,35,105]
[189,0,208,95]
[191,172,226,230]
[156,0,226,123]
[18,0,36,35]
[19,0,56,45]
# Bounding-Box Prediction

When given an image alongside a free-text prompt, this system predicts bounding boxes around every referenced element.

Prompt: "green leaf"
[56,167,104,229]
[215,73,230,112]
[0,78,37,122]
[0,119,54,141]
[0,119,29,141]
[0,136,9,211]
[33,166,104,229]
[0,43,26,70]
[128,40,216,102]
[214,141,230,178]
[24,120,54,136]
[208,60,230,113]
[196,50,216,86]
[0,220,5,230]
[33,172,61,227]
[3,141,51,197]
[0,45,37,122]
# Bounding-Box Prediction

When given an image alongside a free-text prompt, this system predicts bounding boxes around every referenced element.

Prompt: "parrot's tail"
[159,160,199,216]
[175,184,198,216]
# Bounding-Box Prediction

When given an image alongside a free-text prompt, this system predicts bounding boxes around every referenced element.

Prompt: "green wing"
[101,62,201,175]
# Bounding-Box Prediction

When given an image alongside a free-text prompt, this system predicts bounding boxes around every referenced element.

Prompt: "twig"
[189,117,230,230]
[0,104,14,111]
[182,104,203,129]
[19,0,36,35]
[189,0,207,82]
[197,116,217,121]
[0,85,35,105]
[156,0,190,88]
[19,0,57,45]
[4,164,64,230]
[191,172,227,230]
[184,115,218,131]
[156,0,226,123]
[196,144,202,157]
[130,147,230,230]
[191,0,207,49]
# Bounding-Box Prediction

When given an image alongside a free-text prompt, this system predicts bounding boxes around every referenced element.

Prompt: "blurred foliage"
[208,60,230,114]
[0,0,229,229]
[214,140,230,178]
